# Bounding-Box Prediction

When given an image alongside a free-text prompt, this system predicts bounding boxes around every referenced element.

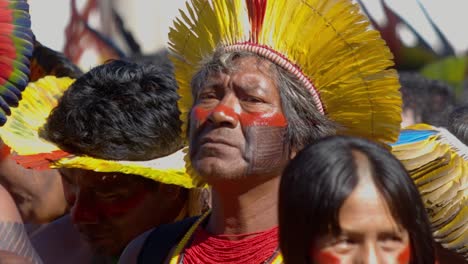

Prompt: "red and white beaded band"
[224,42,325,115]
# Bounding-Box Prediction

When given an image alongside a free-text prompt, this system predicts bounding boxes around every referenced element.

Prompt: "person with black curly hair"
[28,59,194,264]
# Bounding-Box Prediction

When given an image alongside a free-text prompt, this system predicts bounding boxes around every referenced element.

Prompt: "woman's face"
[310,154,411,264]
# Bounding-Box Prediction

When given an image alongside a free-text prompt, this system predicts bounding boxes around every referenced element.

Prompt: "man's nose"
[70,192,99,224]
[208,99,239,128]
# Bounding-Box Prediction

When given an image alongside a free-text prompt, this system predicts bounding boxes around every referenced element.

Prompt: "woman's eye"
[380,235,405,249]
[333,237,356,252]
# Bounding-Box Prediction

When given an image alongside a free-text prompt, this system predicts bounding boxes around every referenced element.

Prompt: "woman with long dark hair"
[279,136,435,264]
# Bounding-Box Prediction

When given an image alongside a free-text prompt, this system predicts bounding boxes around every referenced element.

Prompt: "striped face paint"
[190,56,292,180]
[192,104,289,176]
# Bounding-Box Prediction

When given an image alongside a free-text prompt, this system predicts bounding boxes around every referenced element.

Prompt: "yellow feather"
[0,76,74,155]
[169,0,402,146]
[392,125,468,257]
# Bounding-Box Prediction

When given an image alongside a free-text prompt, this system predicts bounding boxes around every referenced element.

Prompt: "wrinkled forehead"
[192,53,278,91]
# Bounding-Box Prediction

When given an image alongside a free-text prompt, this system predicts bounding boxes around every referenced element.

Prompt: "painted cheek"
[239,112,287,127]
[312,250,342,264]
[97,189,149,218]
[397,245,411,264]
[193,106,211,124]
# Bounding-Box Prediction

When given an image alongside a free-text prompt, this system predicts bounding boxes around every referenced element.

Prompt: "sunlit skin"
[310,152,411,264]
[60,168,181,256]
[189,56,290,187]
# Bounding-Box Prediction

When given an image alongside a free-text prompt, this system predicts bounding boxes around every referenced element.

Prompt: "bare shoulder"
[118,228,154,264]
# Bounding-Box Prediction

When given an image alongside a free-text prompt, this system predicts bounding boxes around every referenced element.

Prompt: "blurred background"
[29,0,468,101]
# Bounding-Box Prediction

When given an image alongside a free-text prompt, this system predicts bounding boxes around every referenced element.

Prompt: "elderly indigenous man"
[0,60,203,264]
[120,0,402,263]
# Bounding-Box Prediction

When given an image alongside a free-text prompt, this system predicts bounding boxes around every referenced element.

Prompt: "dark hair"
[399,71,455,127]
[40,59,182,160]
[448,105,468,145]
[279,136,434,264]
[190,49,336,150]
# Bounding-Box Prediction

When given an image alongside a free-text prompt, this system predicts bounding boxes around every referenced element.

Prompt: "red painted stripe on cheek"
[398,245,411,264]
[313,251,341,264]
[193,106,210,123]
[98,189,149,217]
[240,112,287,127]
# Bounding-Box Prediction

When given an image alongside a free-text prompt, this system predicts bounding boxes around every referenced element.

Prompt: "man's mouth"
[199,136,235,147]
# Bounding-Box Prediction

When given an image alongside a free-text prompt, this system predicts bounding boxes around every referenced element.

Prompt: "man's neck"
[205,176,280,238]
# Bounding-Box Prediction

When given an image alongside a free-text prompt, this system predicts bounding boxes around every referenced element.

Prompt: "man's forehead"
[60,168,138,185]
[204,57,275,82]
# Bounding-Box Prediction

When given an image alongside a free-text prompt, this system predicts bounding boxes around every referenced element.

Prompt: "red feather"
[12,150,71,170]
[246,0,267,43]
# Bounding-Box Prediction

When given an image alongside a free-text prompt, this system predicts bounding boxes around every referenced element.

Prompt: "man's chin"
[81,233,123,256]
[194,161,248,183]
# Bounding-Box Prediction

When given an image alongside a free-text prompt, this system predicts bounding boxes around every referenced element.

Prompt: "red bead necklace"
[181,225,280,264]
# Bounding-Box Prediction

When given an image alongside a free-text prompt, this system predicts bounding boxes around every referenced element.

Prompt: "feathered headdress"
[169,0,402,144]
[0,0,33,125]
[0,76,204,189]
[392,124,467,258]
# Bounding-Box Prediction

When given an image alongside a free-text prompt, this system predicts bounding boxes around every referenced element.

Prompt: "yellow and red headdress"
[0,76,204,189]
[169,0,402,144]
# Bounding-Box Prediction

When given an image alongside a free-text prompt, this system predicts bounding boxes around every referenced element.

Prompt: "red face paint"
[239,111,287,127]
[311,250,341,264]
[97,188,149,217]
[71,186,149,223]
[398,245,411,264]
[193,106,210,124]
[192,105,287,127]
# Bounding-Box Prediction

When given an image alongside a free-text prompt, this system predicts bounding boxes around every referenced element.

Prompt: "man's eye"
[243,96,264,103]
[198,92,217,100]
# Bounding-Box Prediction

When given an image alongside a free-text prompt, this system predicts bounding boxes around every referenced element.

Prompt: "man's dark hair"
[448,105,468,145]
[191,49,336,151]
[399,71,455,127]
[279,136,435,264]
[40,59,182,160]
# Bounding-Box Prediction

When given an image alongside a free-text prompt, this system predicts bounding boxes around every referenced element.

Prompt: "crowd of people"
[1,0,467,263]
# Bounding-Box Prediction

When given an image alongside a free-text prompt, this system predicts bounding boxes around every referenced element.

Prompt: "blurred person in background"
[399,72,456,128]
[1,60,201,264]
[448,105,468,145]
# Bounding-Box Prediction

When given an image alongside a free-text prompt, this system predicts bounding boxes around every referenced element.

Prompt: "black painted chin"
[245,126,290,177]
